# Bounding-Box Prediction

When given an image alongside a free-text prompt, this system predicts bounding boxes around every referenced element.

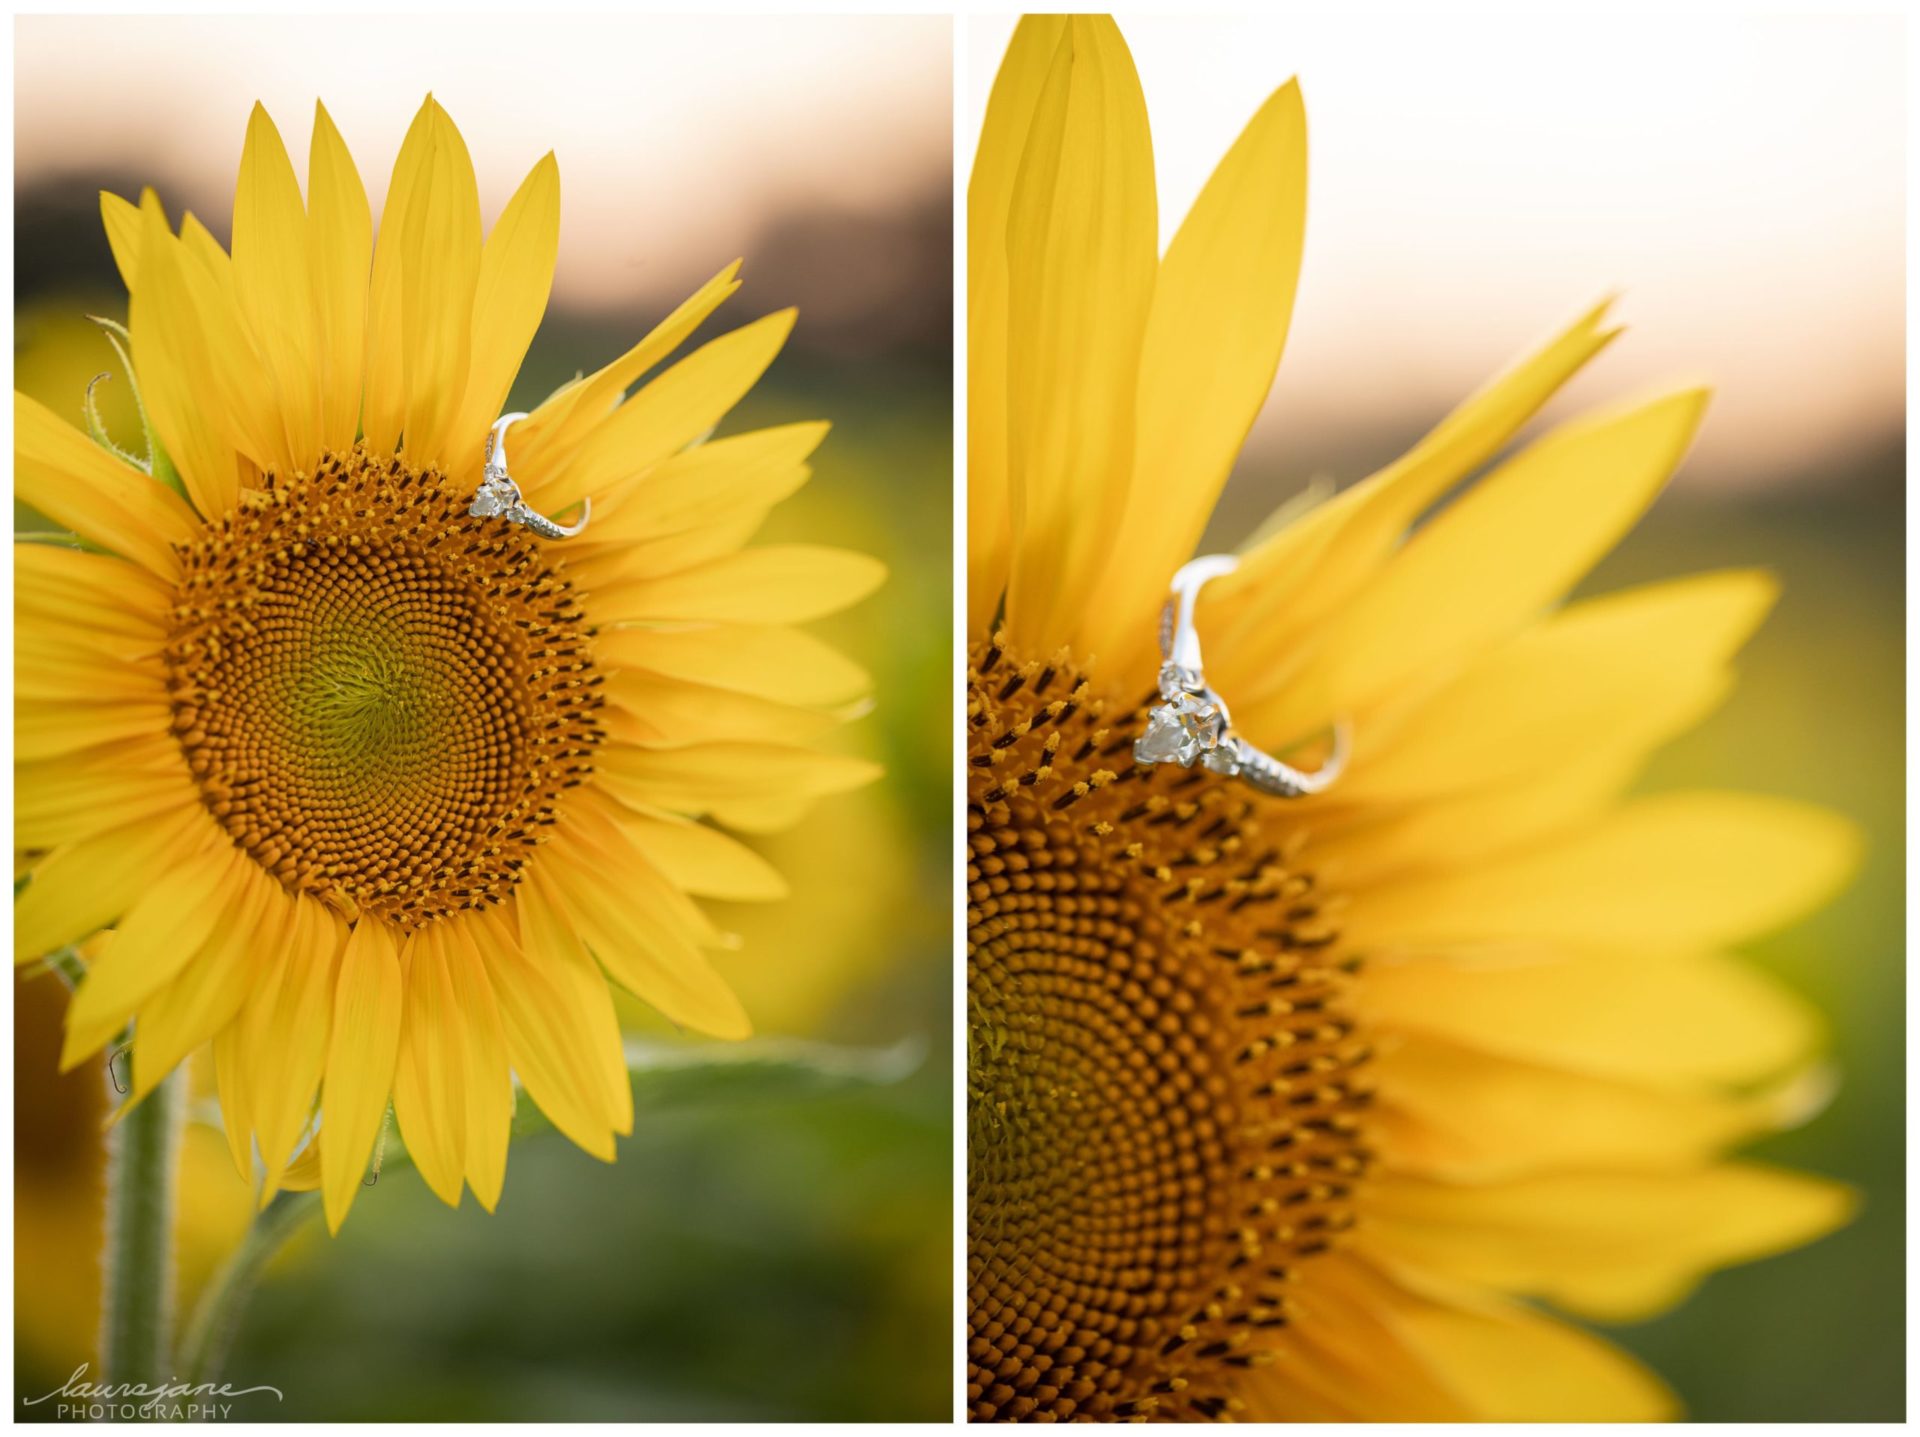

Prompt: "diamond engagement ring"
[469,412,591,539]
[1134,553,1349,797]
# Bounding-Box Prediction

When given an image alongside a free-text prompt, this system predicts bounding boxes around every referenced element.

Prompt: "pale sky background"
[968,14,1905,493]
[16,14,951,313]
[13,14,1905,493]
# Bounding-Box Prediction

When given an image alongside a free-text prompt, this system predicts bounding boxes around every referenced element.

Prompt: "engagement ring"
[469,412,591,539]
[1134,554,1349,798]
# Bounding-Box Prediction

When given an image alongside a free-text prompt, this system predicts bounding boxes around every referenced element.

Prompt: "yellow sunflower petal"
[1344,790,1862,954]
[390,925,465,1206]
[100,189,146,292]
[618,811,790,902]
[1358,949,1821,1088]
[569,513,765,589]
[583,421,826,544]
[1366,1163,1855,1323]
[1249,388,1711,746]
[439,920,513,1210]
[16,638,167,706]
[592,624,869,708]
[1212,299,1620,676]
[533,811,750,1040]
[127,207,258,513]
[595,741,879,817]
[211,1021,256,1181]
[444,151,561,480]
[14,392,199,577]
[178,212,235,285]
[1369,1033,1814,1181]
[1332,569,1776,805]
[1352,1257,1677,1421]
[16,544,172,658]
[601,671,838,748]
[706,795,814,835]
[968,13,1069,631]
[231,102,321,468]
[273,1141,322,1194]
[1248,1252,1475,1420]
[512,261,741,479]
[128,865,283,1105]
[58,833,241,1065]
[166,209,296,482]
[251,897,344,1202]
[15,803,216,969]
[1310,747,1643,889]
[359,99,433,455]
[308,100,373,454]
[16,741,201,851]
[469,905,616,1161]
[533,310,798,513]
[1087,78,1308,674]
[512,883,633,1136]
[594,544,883,626]
[1002,15,1156,653]
[319,919,404,1233]
[397,103,482,467]
[17,706,179,771]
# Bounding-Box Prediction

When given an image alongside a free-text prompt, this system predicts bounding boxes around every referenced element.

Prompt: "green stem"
[99,1067,181,1393]
[177,1191,321,1391]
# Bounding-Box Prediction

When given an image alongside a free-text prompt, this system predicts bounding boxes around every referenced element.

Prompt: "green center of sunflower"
[966,636,1371,1423]
[163,445,605,927]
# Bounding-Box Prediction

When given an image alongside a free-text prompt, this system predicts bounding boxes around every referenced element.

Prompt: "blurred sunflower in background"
[15,95,881,1235]
[966,15,1859,1422]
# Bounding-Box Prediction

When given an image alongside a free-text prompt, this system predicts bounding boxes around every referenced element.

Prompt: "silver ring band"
[469,412,591,539]
[1134,554,1349,798]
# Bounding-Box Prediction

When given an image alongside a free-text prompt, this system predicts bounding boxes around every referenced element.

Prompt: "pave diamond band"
[1133,554,1349,799]
[470,412,591,539]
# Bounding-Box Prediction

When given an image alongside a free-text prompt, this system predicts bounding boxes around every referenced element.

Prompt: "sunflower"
[966,17,1858,1422]
[15,96,882,1234]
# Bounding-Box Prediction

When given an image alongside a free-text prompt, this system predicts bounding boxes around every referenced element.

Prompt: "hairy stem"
[177,1190,320,1390]
[99,1067,181,1391]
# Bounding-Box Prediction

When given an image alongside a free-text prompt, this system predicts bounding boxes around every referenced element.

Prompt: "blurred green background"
[13,15,953,1422]
[1202,428,1904,1421]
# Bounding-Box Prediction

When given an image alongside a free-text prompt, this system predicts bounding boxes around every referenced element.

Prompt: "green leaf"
[185,1036,925,1180]
[510,1036,926,1139]
[624,1033,925,1101]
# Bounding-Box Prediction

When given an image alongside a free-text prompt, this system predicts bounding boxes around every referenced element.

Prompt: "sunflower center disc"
[163,446,604,926]
[966,637,1372,1422]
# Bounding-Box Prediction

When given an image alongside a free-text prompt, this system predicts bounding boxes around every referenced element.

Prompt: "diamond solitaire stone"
[1134,690,1227,767]
[470,483,512,519]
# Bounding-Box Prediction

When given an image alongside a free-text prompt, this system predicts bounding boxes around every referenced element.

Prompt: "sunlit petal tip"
[241,103,295,171]
[1070,11,1128,50]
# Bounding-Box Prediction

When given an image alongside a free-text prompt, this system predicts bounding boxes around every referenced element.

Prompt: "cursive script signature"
[22,1363,284,1416]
